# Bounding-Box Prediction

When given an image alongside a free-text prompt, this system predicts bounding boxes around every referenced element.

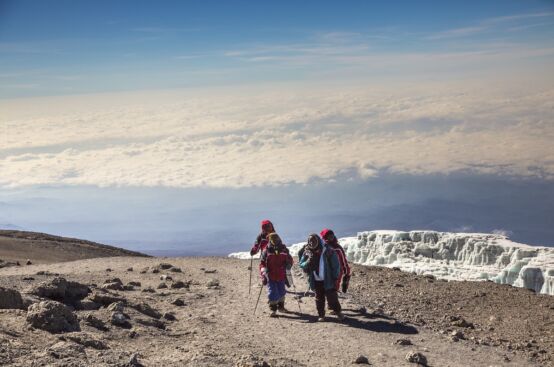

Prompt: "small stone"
[395,339,413,346]
[123,285,135,291]
[129,353,141,366]
[82,313,107,330]
[110,311,131,328]
[171,281,189,289]
[102,282,124,291]
[163,312,176,321]
[405,351,427,365]
[354,355,370,364]
[26,259,32,265]
[135,317,165,329]
[169,267,182,273]
[160,274,173,281]
[129,302,161,319]
[157,282,168,289]
[207,279,220,288]
[171,298,185,306]
[105,268,112,272]
[204,269,217,274]
[107,301,125,312]
[128,281,142,287]
[142,287,156,293]
[127,267,133,272]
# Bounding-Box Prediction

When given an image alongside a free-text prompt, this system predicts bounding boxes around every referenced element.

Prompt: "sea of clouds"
[1,81,553,189]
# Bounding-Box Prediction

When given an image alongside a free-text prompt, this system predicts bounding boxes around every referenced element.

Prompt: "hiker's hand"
[262,276,268,286]
[341,275,350,293]
[250,248,257,256]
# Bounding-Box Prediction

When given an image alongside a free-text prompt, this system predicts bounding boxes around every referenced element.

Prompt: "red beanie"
[320,228,334,239]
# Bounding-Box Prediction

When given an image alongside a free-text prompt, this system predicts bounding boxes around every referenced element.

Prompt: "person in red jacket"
[250,220,275,256]
[321,229,351,293]
[259,233,293,317]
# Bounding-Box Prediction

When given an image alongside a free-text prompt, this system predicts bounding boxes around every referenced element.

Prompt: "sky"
[0,1,553,254]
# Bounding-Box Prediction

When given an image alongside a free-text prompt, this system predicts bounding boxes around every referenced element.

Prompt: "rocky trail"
[0,257,551,366]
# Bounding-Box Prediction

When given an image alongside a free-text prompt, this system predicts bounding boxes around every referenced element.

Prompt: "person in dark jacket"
[321,229,351,293]
[260,233,293,316]
[250,219,275,256]
[299,233,345,322]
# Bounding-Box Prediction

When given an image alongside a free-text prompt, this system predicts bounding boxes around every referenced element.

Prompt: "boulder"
[26,301,80,333]
[0,287,24,309]
[28,277,90,305]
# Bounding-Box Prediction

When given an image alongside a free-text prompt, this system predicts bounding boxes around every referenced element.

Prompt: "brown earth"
[0,230,148,265]
[0,255,552,366]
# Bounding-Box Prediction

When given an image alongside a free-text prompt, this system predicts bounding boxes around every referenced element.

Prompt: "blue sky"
[1,1,553,252]
[1,0,553,97]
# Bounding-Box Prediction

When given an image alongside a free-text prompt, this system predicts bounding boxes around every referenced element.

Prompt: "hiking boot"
[317,316,326,322]
[270,310,278,317]
[336,312,345,321]
[277,303,289,313]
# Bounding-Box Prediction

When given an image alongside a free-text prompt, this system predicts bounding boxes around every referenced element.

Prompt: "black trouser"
[314,281,341,317]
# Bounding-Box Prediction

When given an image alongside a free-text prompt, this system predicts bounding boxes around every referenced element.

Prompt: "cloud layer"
[1,81,553,188]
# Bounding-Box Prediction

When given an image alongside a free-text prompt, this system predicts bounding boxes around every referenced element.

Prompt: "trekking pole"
[248,255,253,296]
[253,283,264,315]
[290,272,302,313]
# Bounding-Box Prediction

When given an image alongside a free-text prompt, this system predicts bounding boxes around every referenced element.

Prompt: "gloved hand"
[262,276,268,286]
[250,247,257,256]
[341,275,350,293]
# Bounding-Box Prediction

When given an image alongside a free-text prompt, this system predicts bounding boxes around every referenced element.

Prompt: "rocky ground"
[0,230,148,265]
[0,256,552,366]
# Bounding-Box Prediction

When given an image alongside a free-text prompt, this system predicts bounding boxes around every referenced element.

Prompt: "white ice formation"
[229,230,554,296]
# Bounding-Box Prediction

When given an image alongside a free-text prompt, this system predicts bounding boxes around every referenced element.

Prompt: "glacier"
[229,230,554,296]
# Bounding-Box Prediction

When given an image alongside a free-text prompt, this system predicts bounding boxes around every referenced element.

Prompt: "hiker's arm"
[250,234,262,255]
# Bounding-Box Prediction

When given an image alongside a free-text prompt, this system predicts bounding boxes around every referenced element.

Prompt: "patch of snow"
[229,230,554,296]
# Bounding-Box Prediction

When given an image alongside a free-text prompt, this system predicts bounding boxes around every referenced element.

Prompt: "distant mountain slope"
[0,230,148,265]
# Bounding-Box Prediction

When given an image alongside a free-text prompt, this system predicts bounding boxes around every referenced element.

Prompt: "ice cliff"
[229,230,554,296]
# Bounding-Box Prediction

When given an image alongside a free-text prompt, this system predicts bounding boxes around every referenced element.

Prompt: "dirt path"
[0,257,544,366]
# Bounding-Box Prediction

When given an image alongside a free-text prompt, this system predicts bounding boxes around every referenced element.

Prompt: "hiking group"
[249,219,351,322]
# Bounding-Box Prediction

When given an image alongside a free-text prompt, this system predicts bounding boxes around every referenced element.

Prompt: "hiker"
[250,219,275,256]
[259,233,293,316]
[321,228,351,293]
[299,233,345,321]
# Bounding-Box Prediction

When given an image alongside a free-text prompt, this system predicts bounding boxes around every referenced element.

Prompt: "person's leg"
[267,280,280,316]
[277,281,287,312]
[314,281,326,318]
[325,287,344,319]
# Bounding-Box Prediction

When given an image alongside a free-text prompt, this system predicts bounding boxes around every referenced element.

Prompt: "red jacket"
[260,244,293,282]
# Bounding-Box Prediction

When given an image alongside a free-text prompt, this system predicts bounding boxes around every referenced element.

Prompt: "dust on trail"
[0,257,544,366]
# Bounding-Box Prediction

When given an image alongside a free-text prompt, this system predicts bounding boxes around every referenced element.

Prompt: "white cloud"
[0,80,553,188]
